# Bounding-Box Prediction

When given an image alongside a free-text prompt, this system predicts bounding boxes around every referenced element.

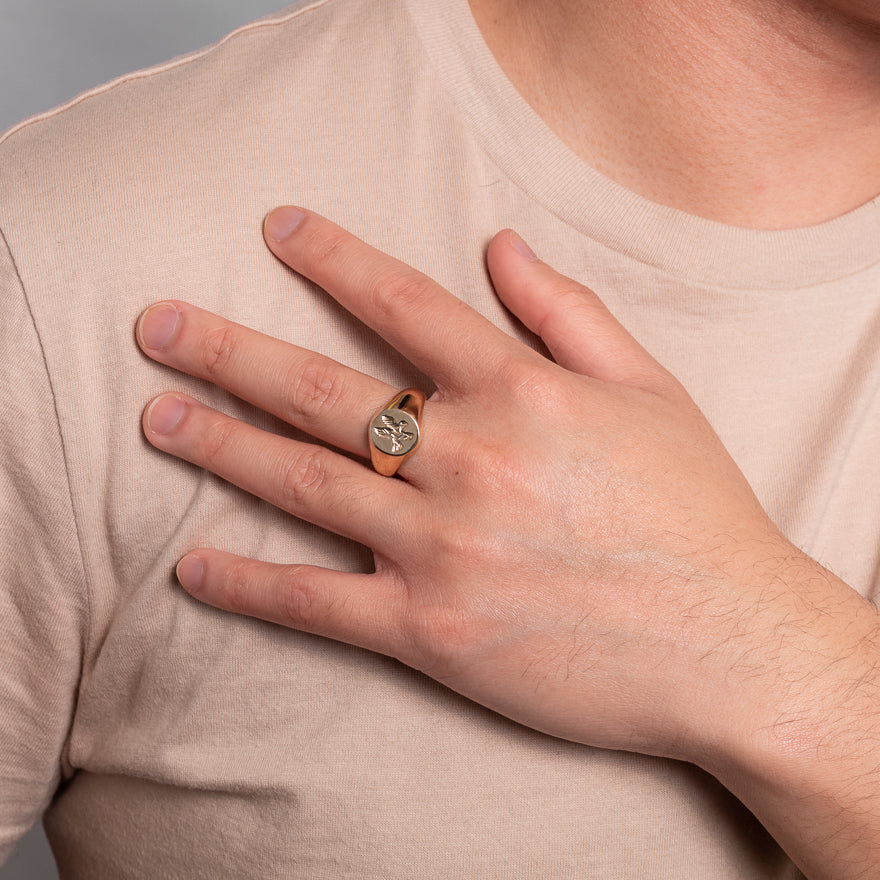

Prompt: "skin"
[469,0,880,227]
[134,0,880,876]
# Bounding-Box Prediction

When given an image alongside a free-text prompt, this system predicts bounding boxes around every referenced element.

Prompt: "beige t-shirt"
[1,0,878,876]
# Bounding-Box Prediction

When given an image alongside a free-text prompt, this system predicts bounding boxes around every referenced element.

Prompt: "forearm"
[699,551,880,880]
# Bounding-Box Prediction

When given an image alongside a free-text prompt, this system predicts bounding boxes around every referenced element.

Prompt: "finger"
[486,230,679,393]
[176,550,407,659]
[262,207,522,391]
[143,393,417,553]
[137,300,394,457]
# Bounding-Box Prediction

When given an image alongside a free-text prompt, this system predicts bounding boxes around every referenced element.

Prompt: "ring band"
[369,388,426,476]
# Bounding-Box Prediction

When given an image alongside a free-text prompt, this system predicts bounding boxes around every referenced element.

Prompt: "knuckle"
[278,565,345,633]
[283,358,345,426]
[382,537,491,679]
[201,416,240,468]
[472,440,525,494]
[279,566,322,629]
[432,516,494,569]
[494,358,541,396]
[220,558,253,615]
[198,325,238,378]
[467,439,529,501]
[278,446,331,509]
[537,283,602,340]
[493,357,568,411]
[364,265,431,323]
[550,282,598,314]
[303,227,350,270]
[405,599,479,680]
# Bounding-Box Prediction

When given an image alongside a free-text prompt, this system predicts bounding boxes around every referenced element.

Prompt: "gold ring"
[369,388,426,476]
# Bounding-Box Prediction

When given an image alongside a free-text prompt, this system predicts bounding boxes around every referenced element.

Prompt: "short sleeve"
[0,231,88,863]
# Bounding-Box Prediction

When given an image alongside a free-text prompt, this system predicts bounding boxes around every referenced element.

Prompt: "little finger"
[177,550,410,659]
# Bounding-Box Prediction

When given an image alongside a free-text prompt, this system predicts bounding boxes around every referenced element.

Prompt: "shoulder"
[0,0,427,331]
[0,0,420,295]
[0,0,406,210]
[0,0,348,138]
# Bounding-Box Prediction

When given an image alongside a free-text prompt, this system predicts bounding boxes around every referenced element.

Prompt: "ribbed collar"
[404,0,880,290]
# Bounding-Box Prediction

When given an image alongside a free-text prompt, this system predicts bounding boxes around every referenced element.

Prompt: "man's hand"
[136,207,880,879]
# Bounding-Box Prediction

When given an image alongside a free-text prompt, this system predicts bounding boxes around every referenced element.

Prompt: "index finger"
[263,207,521,391]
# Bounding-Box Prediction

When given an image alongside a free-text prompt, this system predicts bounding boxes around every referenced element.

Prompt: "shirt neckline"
[404,0,880,289]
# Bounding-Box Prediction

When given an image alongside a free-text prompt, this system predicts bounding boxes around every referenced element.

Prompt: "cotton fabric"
[1,0,878,876]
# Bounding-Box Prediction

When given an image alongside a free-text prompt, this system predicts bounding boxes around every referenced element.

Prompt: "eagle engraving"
[372,414,415,453]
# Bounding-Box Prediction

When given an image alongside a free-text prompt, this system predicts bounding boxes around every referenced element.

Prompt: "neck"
[469,0,880,228]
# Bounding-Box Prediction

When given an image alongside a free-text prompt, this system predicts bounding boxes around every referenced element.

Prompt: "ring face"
[370,409,420,457]
[368,388,426,476]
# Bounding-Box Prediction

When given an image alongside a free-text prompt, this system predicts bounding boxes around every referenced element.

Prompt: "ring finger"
[143,392,419,553]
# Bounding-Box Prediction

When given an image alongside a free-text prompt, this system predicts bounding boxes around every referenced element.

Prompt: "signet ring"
[368,388,426,476]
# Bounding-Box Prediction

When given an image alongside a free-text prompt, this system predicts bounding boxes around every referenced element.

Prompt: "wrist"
[690,546,880,877]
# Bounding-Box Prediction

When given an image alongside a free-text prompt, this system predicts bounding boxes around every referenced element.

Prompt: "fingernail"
[146,395,186,435]
[177,554,205,594]
[509,230,538,261]
[138,303,181,351]
[264,207,307,243]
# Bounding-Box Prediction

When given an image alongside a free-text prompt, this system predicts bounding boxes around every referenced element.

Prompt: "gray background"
[0,3,289,875]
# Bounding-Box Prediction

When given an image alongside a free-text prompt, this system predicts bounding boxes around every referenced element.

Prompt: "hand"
[136,206,819,766]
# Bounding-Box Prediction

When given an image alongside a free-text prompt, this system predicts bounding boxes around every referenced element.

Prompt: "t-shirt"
[1,0,878,876]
